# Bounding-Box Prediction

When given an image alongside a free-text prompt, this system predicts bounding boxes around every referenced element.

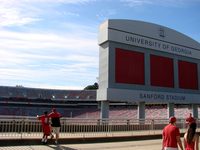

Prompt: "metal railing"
[0,116,198,139]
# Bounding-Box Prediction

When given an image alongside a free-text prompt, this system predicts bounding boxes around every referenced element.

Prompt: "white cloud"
[0,0,96,27]
[29,0,96,4]
[0,68,84,90]
[0,29,98,52]
[121,0,200,7]
[0,29,98,59]
[0,0,41,27]
[121,0,152,6]
[96,9,117,21]
[0,7,40,26]
[0,22,99,89]
[0,0,100,89]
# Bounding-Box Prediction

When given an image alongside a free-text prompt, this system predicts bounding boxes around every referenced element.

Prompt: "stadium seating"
[174,104,191,119]
[0,86,198,120]
[145,105,167,119]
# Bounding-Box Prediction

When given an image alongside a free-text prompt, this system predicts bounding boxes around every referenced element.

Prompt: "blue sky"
[0,0,200,90]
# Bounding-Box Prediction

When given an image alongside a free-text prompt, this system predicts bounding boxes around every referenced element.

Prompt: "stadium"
[0,19,200,120]
[0,20,200,145]
[0,85,198,119]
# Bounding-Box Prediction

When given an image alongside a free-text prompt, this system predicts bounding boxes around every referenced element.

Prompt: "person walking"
[186,113,196,126]
[48,108,62,144]
[184,122,199,150]
[37,111,51,144]
[162,116,183,150]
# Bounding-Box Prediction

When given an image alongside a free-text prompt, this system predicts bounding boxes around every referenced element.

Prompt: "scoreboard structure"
[97,19,200,119]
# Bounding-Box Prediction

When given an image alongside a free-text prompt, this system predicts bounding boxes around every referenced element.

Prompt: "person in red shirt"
[48,108,62,144]
[184,114,199,150]
[37,111,51,144]
[185,113,196,126]
[162,116,183,150]
[184,122,199,150]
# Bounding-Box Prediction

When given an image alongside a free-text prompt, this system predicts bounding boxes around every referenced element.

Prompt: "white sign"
[102,88,200,103]
[108,29,200,60]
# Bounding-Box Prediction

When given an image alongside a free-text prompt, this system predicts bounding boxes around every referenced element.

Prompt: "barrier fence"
[0,116,199,139]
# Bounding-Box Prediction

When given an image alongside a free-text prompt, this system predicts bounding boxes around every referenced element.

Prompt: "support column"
[198,63,200,91]
[145,52,150,86]
[173,58,179,89]
[100,101,109,119]
[168,103,174,118]
[192,104,198,119]
[138,102,145,120]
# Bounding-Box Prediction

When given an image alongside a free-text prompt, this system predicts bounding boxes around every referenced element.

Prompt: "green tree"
[84,82,99,90]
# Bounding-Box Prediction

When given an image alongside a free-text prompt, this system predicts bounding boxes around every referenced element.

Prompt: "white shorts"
[52,127,60,134]
[164,147,178,150]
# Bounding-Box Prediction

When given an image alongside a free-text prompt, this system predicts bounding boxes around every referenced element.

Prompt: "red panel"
[115,48,144,85]
[150,55,174,88]
[178,60,198,90]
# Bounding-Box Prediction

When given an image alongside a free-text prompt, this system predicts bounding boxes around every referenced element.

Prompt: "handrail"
[0,116,199,139]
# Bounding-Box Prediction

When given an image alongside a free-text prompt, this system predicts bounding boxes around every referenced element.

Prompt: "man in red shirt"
[48,108,62,144]
[162,116,183,150]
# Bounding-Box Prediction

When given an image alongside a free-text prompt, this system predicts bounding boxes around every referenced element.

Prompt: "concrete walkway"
[0,139,162,150]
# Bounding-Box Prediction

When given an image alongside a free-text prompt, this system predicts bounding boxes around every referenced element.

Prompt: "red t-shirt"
[185,140,195,150]
[38,115,49,125]
[162,124,180,148]
[38,115,51,135]
[48,112,62,127]
[48,112,61,118]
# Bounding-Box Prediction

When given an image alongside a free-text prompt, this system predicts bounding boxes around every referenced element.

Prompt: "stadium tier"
[0,86,197,119]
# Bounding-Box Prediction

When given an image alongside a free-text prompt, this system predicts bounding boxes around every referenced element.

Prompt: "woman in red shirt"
[184,122,199,150]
